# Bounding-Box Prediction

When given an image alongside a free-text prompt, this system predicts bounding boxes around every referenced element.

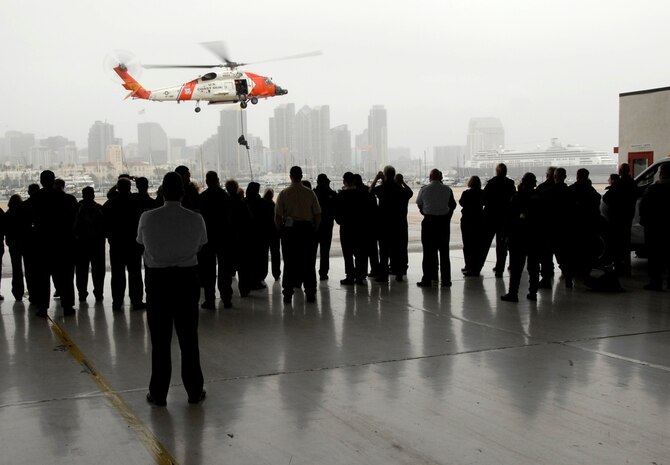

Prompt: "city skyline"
[2,1,668,165]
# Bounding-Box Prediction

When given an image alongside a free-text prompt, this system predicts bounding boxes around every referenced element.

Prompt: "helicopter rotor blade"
[143,64,222,69]
[240,50,323,67]
[199,41,237,68]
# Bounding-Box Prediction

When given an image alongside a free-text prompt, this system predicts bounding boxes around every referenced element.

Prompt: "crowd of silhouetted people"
[1,160,669,316]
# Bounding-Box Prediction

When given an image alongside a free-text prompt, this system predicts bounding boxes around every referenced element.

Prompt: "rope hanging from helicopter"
[237,109,254,182]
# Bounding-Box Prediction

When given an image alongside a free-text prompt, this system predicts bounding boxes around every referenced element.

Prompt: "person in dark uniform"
[4,194,26,301]
[133,177,158,211]
[569,168,602,279]
[481,163,516,278]
[603,164,636,276]
[138,171,208,407]
[74,186,105,302]
[244,181,270,290]
[175,165,200,211]
[20,184,40,302]
[31,170,79,317]
[275,166,322,303]
[263,188,281,281]
[639,163,670,291]
[198,171,233,309]
[543,167,577,288]
[416,169,456,287]
[313,173,337,281]
[103,177,145,311]
[336,172,368,285]
[459,176,484,277]
[0,206,5,300]
[225,179,253,298]
[501,173,542,302]
[355,173,380,278]
[535,166,557,286]
[370,165,414,282]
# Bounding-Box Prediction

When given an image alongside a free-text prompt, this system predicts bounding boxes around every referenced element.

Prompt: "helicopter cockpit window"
[265,78,273,85]
[201,72,217,81]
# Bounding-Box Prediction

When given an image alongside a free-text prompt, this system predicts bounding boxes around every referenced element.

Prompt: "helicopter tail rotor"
[103,49,142,82]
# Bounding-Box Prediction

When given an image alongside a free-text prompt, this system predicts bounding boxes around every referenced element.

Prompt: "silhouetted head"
[383,165,396,181]
[224,179,239,197]
[82,186,95,200]
[28,183,40,197]
[520,172,537,191]
[576,168,590,182]
[467,176,481,190]
[8,194,22,210]
[342,171,355,187]
[316,173,330,186]
[246,182,260,197]
[117,177,131,195]
[496,163,508,177]
[619,163,631,177]
[263,188,274,201]
[302,180,312,189]
[135,177,149,193]
[429,169,442,182]
[54,179,65,192]
[289,166,303,182]
[353,174,364,189]
[175,165,191,184]
[546,166,557,180]
[205,171,219,189]
[554,167,567,184]
[162,172,184,201]
[608,173,620,185]
[40,170,55,189]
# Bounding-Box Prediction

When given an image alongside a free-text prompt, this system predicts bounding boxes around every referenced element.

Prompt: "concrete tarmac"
[1,250,669,465]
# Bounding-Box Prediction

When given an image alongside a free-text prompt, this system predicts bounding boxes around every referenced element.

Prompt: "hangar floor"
[1,251,669,465]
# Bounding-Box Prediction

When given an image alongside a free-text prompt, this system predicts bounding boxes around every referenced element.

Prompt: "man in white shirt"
[416,169,456,287]
[137,171,208,406]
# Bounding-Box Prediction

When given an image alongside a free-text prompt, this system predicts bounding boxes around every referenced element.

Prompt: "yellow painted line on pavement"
[48,316,179,465]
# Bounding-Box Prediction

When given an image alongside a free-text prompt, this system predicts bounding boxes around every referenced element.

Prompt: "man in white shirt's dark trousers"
[137,172,208,406]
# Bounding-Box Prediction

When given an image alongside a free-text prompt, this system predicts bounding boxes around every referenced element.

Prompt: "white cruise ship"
[466,138,617,176]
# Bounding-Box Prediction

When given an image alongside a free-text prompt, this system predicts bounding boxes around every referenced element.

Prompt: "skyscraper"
[293,105,330,176]
[138,122,168,165]
[269,103,296,172]
[218,108,247,176]
[466,117,504,160]
[367,105,388,172]
[3,131,36,164]
[330,125,352,174]
[88,121,115,163]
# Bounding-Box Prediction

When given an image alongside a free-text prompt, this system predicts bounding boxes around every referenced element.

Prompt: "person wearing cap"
[137,171,208,406]
[313,173,337,281]
[416,169,456,287]
[336,171,368,284]
[275,166,322,303]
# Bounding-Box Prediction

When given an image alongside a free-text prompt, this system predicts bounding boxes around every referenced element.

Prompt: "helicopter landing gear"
[250,97,258,105]
[240,101,248,109]
[195,102,201,113]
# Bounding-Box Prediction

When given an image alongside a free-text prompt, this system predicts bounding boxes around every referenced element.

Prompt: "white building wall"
[619,86,670,175]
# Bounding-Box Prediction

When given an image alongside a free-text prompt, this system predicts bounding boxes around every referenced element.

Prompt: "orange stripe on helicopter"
[178,79,198,101]
[246,72,276,97]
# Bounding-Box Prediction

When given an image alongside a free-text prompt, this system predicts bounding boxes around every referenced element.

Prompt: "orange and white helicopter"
[110,42,320,112]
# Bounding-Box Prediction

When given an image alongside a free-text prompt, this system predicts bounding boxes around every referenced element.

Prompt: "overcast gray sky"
[1,0,668,158]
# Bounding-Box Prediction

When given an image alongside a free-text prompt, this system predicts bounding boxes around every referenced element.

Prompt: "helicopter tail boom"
[114,65,151,100]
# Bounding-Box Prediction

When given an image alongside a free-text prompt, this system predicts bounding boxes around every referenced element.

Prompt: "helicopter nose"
[275,86,288,95]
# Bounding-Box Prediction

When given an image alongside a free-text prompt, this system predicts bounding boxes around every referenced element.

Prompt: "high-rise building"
[138,122,168,165]
[3,131,35,164]
[367,105,388,172]
[217,108,247,176]
[169,138,186,163]
[466,117,504,160]
[88,121,115,163]
[293,105,330,176]
[354,129,369,175]
[269,103,296,172]
[330,125,352,174]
